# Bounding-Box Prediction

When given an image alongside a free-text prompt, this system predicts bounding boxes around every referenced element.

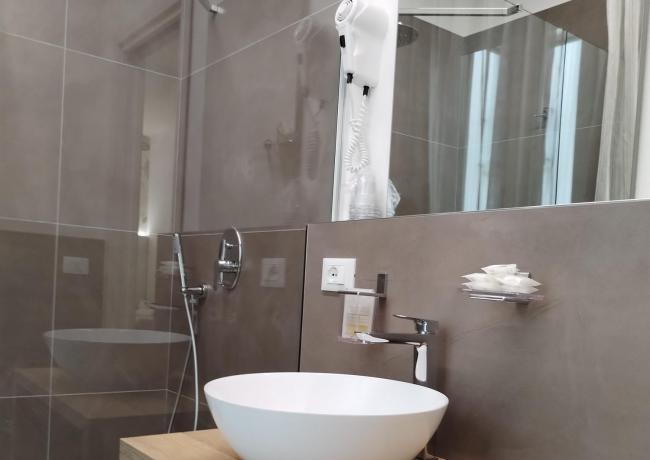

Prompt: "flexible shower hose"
[181,295,199,431]
[168,234,199,432]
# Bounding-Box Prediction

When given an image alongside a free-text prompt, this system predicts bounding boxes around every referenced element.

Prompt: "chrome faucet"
[356,314,439,388]
[357,314,441,460]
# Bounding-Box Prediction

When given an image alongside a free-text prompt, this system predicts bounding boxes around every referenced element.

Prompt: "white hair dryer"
[335,0,390,90]
[335,0,393,220]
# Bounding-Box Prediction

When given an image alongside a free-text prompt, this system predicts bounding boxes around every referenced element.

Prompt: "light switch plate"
[62,256,90,275]
[260,258,286,288]
[321,258,356,292]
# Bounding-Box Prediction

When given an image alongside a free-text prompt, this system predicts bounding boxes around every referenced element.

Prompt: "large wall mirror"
[334,0,650,220]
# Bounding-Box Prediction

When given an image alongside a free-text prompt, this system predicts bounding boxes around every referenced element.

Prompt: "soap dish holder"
[461,287,544,305]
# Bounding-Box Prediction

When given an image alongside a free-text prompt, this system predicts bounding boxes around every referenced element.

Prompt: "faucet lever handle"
[393,314,439,335]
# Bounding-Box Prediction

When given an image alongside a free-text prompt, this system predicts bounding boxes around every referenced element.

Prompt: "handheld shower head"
[397,22,419,47]
[198,0,225,14]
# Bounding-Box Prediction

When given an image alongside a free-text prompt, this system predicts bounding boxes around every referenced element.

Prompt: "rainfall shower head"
[397,22,419,47]
[198,0,225,14]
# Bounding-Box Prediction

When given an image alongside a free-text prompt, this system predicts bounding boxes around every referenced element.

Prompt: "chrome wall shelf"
[461,287,544,304]
[334,273,387,299]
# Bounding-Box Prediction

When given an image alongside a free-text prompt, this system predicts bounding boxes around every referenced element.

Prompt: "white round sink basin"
[204,372,448,460]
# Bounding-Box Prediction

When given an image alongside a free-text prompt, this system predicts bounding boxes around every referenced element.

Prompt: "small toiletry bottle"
[341,289,375,339]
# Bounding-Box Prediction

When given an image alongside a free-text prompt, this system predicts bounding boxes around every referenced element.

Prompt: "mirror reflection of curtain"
[463,50,500,211]
[596,0,650,200]
[461,16,562,211]
[547,37,583,205]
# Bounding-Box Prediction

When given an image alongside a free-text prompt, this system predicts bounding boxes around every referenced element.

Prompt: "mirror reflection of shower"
[385,0,617,218]
[397,22,419,47]
[197,0,225,14]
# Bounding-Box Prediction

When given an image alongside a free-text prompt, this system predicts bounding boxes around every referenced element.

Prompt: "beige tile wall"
[391,10,608,216]
[0,0,188,457]
[167,228,307,431]
[301,200,650,460]
[181,1,340,232]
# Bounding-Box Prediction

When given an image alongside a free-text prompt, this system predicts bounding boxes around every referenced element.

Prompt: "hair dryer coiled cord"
[343,94,369,173]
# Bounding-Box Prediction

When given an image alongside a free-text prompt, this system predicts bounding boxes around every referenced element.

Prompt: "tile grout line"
[0,220,184,245]
[52,388,169,397]
[187,0,340,79]
[576,123,603,131]
[0,214,180,238]
[171,0,190,235]
[165,0,192,405]
[45,0,69,455]
[164,239,178,401]
[392,131,459,150]
[165,85,180,405]
[396,124,604,152]
[0,28,180,81]
[67,48,180,80]
[0,28,64,50]
[0,216,59,226]
[55,222,153,234]
[467,125,604,149]
[166,389,210,408]
[0,388,169,401]
[179,227,307,237]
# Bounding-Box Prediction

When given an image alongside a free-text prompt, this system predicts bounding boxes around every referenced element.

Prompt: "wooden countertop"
[120,430,241,460]
[121,430,448,460]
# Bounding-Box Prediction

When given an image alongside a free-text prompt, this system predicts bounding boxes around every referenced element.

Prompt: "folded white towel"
[462,265,541,294]
[482,264,518,275]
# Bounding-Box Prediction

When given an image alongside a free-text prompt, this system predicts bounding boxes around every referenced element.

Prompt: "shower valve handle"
[180,284,210,299]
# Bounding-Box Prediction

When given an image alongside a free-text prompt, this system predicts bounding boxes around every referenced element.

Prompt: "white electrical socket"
[321,258,356,292]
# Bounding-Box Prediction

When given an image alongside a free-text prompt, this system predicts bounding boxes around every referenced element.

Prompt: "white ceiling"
[409,0,573,37]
